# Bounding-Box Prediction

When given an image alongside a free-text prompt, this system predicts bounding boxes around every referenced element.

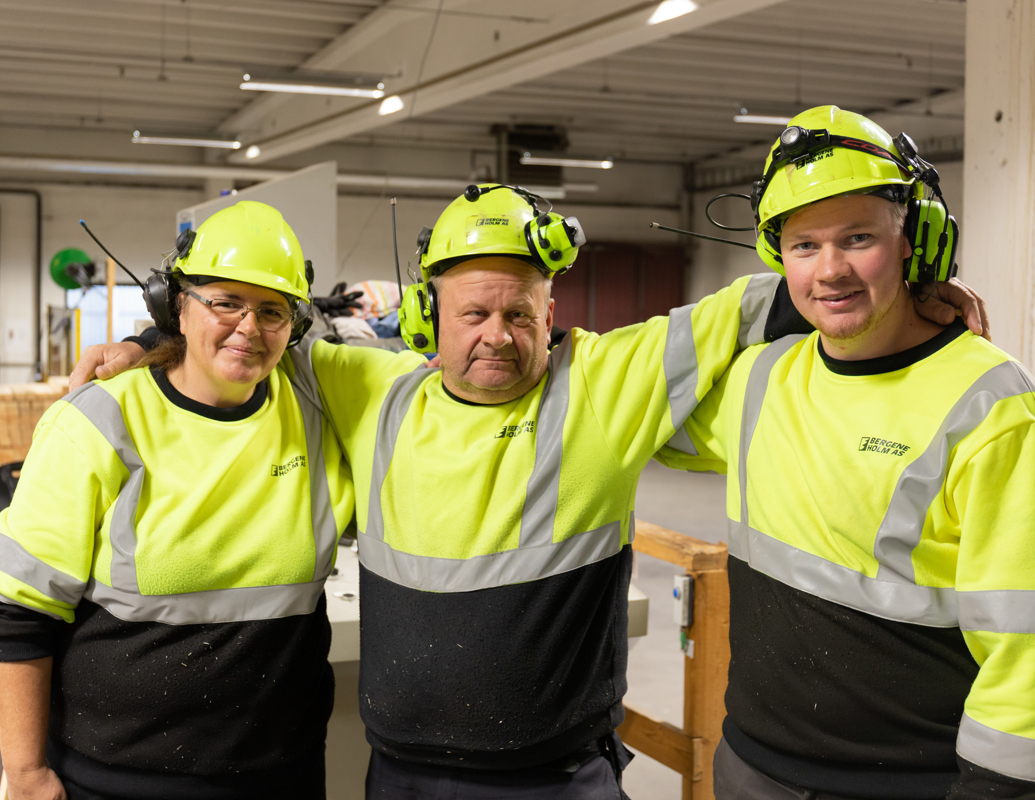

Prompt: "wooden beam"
[617,704,701,777]
[632,519,727,572]
[105,256,116,344]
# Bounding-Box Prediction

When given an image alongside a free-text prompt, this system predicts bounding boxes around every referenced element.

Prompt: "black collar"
[818,318,967,376]
[441,381,513,407]
[151,367,268,420]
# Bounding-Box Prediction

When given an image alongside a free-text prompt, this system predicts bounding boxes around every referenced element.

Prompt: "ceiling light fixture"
[379,96,404,116]
[519,153,614,170]
[647,0,698,25]
[733,114,793,125]
[245,145,261,159]
[240,71,385,99]
[132,131,241,149]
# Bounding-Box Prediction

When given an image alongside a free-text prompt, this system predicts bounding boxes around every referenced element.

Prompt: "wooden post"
[106,256,116,343]
[681,569,730,799]
[618,520,730,800]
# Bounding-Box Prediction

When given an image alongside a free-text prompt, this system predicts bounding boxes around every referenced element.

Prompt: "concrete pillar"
[961,0,1035,369]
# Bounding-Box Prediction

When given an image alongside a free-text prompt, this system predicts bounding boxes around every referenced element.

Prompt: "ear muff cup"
[143,271,181,335]
[399,280,439,354]
[755,229,785,275]
[902,199,959,284]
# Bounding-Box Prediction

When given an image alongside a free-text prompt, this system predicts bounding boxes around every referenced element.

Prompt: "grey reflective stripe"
[665,426,697,456]
[958,589,1035,634]
[728,519,959,627]
[737,273,783,349]
[366,366,437,543]
[289,343,339,580]
[874,361,1035,584]
[519,337,571,548]
[84,578,324,625]
[738,335,808,525]
[664,303,700,434]
[0,531,85,606]
[65,383,141,593]
[359,521,622,594]
[957,713,1035,782]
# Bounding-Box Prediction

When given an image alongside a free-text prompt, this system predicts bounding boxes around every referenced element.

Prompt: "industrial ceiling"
[0,0,966,192]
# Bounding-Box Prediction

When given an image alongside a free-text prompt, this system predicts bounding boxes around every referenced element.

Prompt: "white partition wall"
[176,162,338,295]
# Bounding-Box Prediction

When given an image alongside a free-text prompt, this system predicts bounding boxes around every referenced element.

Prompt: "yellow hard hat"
[754,105,922,233]
[175,201,309,302]
[418,184,583,282]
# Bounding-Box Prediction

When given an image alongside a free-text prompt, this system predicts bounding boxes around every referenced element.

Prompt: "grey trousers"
[713,738,860,800]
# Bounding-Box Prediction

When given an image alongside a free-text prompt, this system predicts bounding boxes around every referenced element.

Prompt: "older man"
[70,183,984,799]
[658,107,1035,800]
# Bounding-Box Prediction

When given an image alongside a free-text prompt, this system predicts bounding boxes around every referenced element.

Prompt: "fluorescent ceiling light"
[131,131,241,149]
[734,114,793,125]
[379,96,404,116]
[648,0,698,25]
[241,78,384,98]
[519,153,614,170]
[245,145,261,159]
[240,71,385,98]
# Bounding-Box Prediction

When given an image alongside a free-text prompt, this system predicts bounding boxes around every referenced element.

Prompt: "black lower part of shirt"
[48,737,326,800]
[723,720,956,799]
[48,596,334,775]
[358,547,632,770]
[725,556,979,795]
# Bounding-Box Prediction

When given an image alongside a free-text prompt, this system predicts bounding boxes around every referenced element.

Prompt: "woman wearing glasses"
[0,202,352,800]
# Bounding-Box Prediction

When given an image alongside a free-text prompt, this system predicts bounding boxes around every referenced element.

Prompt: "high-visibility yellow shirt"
[288,272,789,768]
[658,320,1035,794]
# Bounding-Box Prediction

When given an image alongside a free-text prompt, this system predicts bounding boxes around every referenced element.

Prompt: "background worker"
[71,184,986,800]
[0,202,353,800]
[658,106,1035,799]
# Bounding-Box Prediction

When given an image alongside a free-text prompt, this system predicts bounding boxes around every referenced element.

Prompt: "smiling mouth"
[224,345,261,357]
[817,290,862,303]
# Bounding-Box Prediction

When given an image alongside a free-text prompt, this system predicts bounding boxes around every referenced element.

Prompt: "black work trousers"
[366,734,633,800]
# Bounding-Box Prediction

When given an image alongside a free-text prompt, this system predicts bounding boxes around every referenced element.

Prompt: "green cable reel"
[49,248,95,290]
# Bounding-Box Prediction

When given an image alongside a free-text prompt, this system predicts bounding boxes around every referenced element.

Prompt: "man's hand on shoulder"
[913,278,991,342]
[68,342,146,390]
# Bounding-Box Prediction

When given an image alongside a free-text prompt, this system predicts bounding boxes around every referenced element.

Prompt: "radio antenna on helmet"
[78,220,146,290]
[648,222,756,250]
[391,197,404,298]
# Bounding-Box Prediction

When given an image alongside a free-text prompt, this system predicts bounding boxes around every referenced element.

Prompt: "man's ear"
[545,297,555,331]
[899,232,913,261]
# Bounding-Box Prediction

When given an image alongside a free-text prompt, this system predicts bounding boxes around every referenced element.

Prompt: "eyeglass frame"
[185,288,296,332]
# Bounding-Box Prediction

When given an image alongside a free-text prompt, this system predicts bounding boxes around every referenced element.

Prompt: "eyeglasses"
[186,289,293,332]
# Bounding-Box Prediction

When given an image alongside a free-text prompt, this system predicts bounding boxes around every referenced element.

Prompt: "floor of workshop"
[622,461,729,797]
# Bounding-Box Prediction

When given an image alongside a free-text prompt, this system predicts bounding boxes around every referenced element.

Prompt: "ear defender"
[754,229,785,275]
[524,212,585,276]
[143,271,182,335]
[286,259,315,348]
[143,228,196,335]
[902,199,959,284]
[399,280,439,354]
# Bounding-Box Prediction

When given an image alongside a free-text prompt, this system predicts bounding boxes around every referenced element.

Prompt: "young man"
[658,106,1035,799]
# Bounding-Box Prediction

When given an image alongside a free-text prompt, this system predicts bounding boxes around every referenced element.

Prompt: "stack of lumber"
[0,377,70,464]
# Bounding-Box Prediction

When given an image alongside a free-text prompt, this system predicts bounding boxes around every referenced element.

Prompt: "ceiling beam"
[225,0,787,164]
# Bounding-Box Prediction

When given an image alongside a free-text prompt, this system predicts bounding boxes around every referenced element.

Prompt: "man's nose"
[815,244,852,281]
[482,315,513,348]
